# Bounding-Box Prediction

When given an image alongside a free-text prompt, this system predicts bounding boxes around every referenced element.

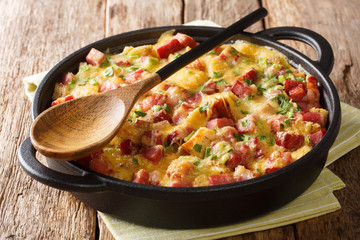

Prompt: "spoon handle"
[156,7,268,80]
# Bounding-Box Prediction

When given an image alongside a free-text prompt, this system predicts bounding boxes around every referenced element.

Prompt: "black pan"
[18,25,341,229]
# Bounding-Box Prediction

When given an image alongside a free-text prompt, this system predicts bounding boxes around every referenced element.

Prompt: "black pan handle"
[18,137,106,192]
[256,27,334,75]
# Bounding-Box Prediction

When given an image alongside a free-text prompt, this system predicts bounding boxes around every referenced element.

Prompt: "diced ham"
[119,139,139,155]
[202,81,217,95]
[172,102,192,124]
[226,144,251,168]
[243,68,258,82]
[61,72,75,85]
[218,126,239,144]
[284,80,305,94]
[51,94,74,106]
[231,78,253,98]
[139,146,163,165]
[140,93,166,112]
[151,109,172,123]
[115,59,131,67]
[208,174,234,186]
[265,151,293,174]
[165,85,190,108]
[248,137,265,159]
[276,132,304,149]
[185,92,203,107]
[265,64,286,76]
[167,126,194,146]
[302,112,325,126]
[267,115,288,133]
[99,80,119,92]
[206,118,234,129]
[174,32,198,48]
[142,130,163,146]
[306,76,320,105]
[235,114,258,134]
[308,128,326,146]
[86,48,106,67]
[156,38,183,59]
[210,98,233,119]
[289,84,307,101]
[89,154,112,175]
[132,169,150,184]
[166,158,195,187]
[124,68,144,84]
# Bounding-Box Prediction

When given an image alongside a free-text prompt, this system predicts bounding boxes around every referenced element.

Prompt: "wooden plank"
[98,1,184,239]
[263,0,360,239]
[106,0,183,37]
[184,0,263,32]
[0,0,105,239]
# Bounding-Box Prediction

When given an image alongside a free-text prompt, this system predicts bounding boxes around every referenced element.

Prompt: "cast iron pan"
[18,26,341,229]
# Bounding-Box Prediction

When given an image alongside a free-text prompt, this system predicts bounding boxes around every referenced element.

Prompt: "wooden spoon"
[31,8,268,161]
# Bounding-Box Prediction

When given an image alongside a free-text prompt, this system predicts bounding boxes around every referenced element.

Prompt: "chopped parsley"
[241,110,249,115]
[88,78,98,85]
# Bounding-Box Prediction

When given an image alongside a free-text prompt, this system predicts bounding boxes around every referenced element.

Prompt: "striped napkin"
[24,72,359,239]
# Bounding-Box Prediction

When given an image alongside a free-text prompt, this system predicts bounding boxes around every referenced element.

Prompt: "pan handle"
[256,27,334,75]
[18,137,106,192]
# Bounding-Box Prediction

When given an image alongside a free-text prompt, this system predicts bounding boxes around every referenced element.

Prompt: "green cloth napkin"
[98,102,359,240]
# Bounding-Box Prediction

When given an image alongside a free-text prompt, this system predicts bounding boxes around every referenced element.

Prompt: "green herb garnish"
[193,144,202,153]
[212,71,222,78]
[104,67,114,77]
[134,110,147,117]
[199,102,209,113]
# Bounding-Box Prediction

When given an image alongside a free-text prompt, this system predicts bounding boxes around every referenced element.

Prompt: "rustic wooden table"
[1,0,359,239]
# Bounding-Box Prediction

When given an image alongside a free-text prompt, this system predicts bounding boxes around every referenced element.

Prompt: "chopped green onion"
[163,104,171,113]
[127,118,132,122]
[132,157,139,165]
[199,102,209,113]
[184,131,195,142]
[212,71,222,78]
[89,78,98,85]
[205,147,211,158]
[242,119,250,127]
[193,144,202,153]
[210,154,218,160]
[151,105,162,112]
[230,47,238,55]
[130,66,139,71]
[134,110,147,117]
[80,64,90,72]
[295,77,305,82]
[129,53,139,58]
[193,159,201,166]
[241,110,249,115]
[104,67,114,77]
[244,77,252,85]
[174,53,182,59]
[214,79,227,85]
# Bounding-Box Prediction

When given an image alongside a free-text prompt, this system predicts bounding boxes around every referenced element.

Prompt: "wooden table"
[1,0,359,239]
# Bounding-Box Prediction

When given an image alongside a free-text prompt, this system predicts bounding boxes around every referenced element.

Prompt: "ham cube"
[206,118,234,129]
[140,93,166,112]
[156,38,183,58]
[276,132,304,150]
[139,146,163,165]
[208,174,234,186]
[308,128,326,146]
[86,48,106,67]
